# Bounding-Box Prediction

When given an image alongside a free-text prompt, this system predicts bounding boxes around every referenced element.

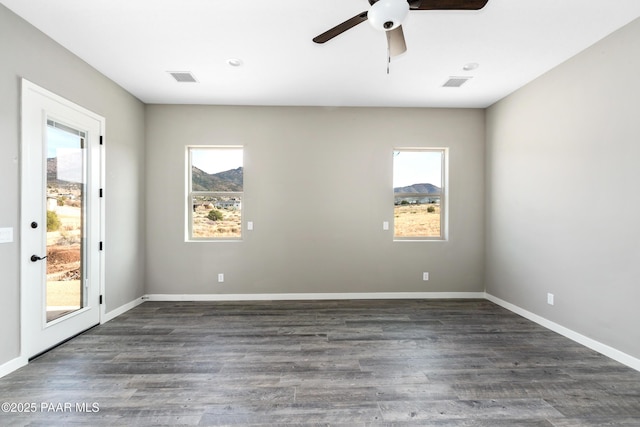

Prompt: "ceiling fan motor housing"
[368,0,409,31]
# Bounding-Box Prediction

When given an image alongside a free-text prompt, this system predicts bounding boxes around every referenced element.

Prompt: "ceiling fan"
[313,0,489,58]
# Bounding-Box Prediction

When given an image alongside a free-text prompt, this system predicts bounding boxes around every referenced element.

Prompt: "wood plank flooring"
[1,299,639,426]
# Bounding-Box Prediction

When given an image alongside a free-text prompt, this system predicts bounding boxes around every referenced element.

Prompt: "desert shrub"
[207,209,224,222]
[57,229,78,246]
[47,210,61,232]
[57,196,66,206]
[400,200,410,205]
[427,205,436,213]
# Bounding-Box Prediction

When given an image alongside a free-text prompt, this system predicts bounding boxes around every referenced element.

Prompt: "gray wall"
[485,18,640,359]
[145,106,485,295]
[0,5,146,366]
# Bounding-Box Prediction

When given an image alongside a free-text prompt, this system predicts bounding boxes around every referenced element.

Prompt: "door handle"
[30,255,47,262]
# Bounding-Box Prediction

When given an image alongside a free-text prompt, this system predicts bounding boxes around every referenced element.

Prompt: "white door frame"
[20,79,105,359]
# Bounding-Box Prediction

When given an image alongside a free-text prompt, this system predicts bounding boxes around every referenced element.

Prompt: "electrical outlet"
[547,293,554,306]
[218,273,224,283]
[247,221,253,231]
[382,221,389,231]
[423,272,429,281]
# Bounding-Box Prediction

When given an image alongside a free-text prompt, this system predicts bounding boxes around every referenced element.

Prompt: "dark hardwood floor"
[1,299,639,426]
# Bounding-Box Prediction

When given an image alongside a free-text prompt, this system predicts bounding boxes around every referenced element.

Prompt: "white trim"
[20,79,105,359]
[102,296,146,324]
[486,293,640,372]
[0,356,28,379]
[99,122,106,327]
[143,292,486,302]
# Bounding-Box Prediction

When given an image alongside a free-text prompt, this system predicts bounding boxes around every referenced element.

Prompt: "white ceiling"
[4,0,640,108]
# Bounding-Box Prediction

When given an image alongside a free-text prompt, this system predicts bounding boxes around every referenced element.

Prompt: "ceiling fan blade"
[386,26,407,57]
[409,0,489,10]
[313,11,369,44]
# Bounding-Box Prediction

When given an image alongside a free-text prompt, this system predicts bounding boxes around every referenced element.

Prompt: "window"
[187,146,243,240]
[393,148,446,240]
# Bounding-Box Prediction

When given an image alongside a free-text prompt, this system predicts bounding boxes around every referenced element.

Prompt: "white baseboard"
[102,296,146,323]
[143,292,486,302]
[0,356,27,379]
[486,293,640,372]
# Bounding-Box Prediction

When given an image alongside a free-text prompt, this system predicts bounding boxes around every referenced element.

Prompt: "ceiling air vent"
[443,76,472,88]
[168,71,198,83]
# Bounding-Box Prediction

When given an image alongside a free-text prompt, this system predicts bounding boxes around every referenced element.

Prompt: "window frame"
[393,147,447,241]
[186,145,244,242]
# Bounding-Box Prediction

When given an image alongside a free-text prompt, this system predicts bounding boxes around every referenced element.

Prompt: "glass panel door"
[22,79,102,358]
[45,120,86,323]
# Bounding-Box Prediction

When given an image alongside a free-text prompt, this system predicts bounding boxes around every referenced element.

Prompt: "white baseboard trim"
[143,292,486,302]
[0,356,27,379]
[102,296,146,323]
[486,293,640,372]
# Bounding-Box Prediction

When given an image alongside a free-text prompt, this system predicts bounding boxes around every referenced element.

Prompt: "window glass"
[393,149,445,240]
[188,147,243,240]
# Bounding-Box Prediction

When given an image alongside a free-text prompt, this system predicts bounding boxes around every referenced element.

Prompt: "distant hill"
[192,166,243,191]
[47,157,57,181]
[394,183,440,194]
[47,157,78,190]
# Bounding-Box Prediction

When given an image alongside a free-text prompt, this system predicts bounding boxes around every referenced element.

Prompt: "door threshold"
[28,323,99,362]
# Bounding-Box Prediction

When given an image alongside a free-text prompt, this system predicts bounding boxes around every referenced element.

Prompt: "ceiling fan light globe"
[368,0,409,32]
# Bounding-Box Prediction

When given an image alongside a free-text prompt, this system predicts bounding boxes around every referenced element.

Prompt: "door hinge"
[99,188,103,198]
[99,241,103,251]
[99,295,103,305]
[99,135,103,145]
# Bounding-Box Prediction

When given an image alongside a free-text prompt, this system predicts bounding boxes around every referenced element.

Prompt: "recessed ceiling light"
[227,58,243,67]
[462,62,479,71]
